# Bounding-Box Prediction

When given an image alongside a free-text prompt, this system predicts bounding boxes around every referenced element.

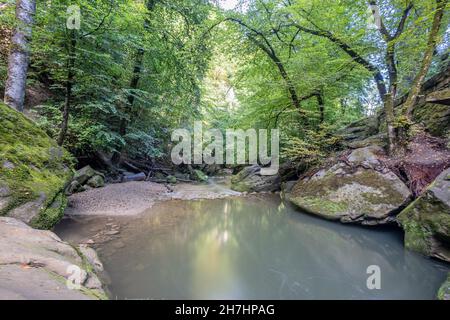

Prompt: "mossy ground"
[0,103,73,228]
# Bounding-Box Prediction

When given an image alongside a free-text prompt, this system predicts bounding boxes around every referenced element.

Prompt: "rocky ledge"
[0,217,106,300]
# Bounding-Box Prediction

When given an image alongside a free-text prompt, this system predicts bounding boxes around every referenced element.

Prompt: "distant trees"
[3,0,36,112]
[1,0,447,164]
[216,0,449,153]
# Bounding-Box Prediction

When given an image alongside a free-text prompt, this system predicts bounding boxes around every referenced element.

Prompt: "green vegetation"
[0,102,73,228]
[1,0,447,167]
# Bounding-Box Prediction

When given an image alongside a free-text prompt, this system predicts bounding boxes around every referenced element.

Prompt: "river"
[54,194,448,299]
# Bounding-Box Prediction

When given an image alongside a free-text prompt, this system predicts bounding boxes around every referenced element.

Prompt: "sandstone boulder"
[0,217,106,300]
[289,146,412,226]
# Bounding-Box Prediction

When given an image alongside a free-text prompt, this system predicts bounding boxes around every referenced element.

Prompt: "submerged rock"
[0,217,106,300]
[289,146,411,226]
[231,165,281,192]
[397,168,450,262]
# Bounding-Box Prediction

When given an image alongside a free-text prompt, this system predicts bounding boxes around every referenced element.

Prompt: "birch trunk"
[3,0,36,112]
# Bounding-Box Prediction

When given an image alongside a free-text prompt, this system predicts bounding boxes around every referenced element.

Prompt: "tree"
[112,0,157,163]
[58,1,114,146]
[3,0,36,112]
[404,0,448,119]
[283,0,448,152]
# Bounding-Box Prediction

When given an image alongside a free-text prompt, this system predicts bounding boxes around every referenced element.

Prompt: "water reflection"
[55,195,448,299]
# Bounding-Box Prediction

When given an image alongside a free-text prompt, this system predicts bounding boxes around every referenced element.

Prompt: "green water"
[55,195,448,299]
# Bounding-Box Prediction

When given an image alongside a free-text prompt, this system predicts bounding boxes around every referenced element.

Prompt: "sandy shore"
[65,180,241,216]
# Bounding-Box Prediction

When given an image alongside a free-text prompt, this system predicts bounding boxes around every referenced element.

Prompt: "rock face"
[397,168,450,262]
[231,165,281,192]
[0,102,73,229]
[289,146,412,226]
[0,217,106,300]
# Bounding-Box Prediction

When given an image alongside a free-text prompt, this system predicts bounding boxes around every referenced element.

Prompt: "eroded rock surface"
[0,217,106,300]
[289,146,412,226]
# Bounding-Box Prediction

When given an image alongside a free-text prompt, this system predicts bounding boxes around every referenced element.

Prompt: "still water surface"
[55,195,448,299]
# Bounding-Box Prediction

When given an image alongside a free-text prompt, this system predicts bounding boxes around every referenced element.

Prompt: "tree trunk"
[57,29,77,146]
[404,0,447,118]
[112,0,157,164]
[384,93,397,154]
[317,91,324,123]
[3,0,36,112]
[118,47,144,137]
[384,42,399,154]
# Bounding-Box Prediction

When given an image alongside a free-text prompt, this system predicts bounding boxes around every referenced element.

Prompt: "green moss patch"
[0,103,73,228]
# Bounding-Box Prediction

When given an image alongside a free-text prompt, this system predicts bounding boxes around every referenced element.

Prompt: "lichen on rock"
[0,102,73,229]
[289,146,412,225]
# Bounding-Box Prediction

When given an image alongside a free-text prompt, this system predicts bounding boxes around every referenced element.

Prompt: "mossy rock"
[192,169,208,182]
[397,168,450,262]
[86,175,105,188]
[166,175,177,184]
[289,147,411,225]
[0,103,73,229]
[231,165,281,192]
[437,272,450,300]
[412,103,450,138]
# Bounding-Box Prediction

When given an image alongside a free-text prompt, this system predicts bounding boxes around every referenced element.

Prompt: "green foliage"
[1,0,448,167]
[281,124,342,168]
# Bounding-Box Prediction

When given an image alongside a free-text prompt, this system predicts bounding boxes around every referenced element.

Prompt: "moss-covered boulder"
[166,175,177,184]
[86,175,105,188]
[438,273,450,300]
[397,168,450,262]
[289,146,412,226]
[0,103,73,229]
[192,169,208,182]
[231,165,281,192]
